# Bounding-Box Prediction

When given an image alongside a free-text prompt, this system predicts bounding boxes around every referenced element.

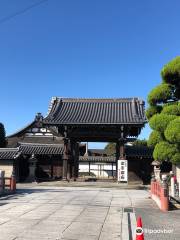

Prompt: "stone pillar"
[85,142,88,156]
[26,154,37,182]
[154,165,161,181]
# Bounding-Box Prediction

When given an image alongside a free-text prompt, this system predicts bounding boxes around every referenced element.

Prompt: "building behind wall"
[0,97,156,183]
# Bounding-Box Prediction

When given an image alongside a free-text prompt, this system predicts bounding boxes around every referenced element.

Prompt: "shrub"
[161,56,180,86]
[145,105,162,120]
[164,117,180,143]
[133,139,147,146]
[162,104,180,115]
[148,131,163,147]
[172,153,180,164]
[147,84,172,105]
[0,123,6,147]
[153,141,178,162]
[149,114,176,133]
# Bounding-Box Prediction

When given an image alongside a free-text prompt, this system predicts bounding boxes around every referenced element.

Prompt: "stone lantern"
[151,160,161,181]
[26,153,37,182]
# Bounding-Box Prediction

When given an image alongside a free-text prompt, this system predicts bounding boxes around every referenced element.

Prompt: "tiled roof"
[79,156,116,162]
[7,121,36,138]
[0,148,19,159]
[88,149,106,156]
[7,136,63,148]
[44,97,146,125]
[125,146,153,158]
[83,146,153,160]
[18,143,64,155]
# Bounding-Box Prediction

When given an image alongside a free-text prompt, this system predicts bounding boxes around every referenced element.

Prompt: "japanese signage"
[117,160,128,182]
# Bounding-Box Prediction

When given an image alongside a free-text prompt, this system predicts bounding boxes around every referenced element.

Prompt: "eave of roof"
[44,97,147,125]
[18,142,64,155]
[79,156,116,162]
[0,148,19,159]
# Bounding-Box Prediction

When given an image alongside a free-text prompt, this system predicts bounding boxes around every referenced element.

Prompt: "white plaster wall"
[79,162,116,178]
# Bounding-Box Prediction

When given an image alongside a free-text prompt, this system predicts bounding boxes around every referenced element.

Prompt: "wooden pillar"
[50,156,53,179]
[70,141,79,181]
[116,139,126,179]
[119,126,126,159]
[89,162,91,176]
[74,142,79,179]
[62,159,68,180]
[116,141,120,179]
[63,138,69,180]
[71,140,75,180]
[119,141,125,159]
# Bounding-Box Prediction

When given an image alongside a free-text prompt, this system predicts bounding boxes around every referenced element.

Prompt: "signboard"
[117,160,128,182]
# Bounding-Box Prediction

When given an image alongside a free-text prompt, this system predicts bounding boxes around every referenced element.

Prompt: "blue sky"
[0,0,180,148]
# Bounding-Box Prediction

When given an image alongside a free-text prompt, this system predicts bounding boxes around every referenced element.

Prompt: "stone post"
[26,154,37,182]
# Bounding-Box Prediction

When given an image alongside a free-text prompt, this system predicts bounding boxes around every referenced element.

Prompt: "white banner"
[117,160,128,182]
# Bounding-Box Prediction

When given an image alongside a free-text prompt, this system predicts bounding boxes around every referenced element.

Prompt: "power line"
[0,0,49,25]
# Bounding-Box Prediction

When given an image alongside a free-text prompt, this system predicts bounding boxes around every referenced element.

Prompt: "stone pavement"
[0,184,179,240]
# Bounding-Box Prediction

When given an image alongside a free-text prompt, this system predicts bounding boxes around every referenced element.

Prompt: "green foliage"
[145,105,162,120]
[149,114,176,133]
[0,123,6,147]
[164,117,180,143]
[148,131,163,147]
[147,84,172,105]
[153,141,178,162]
[162,104,180,115]
[147,57,180,164]
[133,139,147,146]
[161,56,180,86]
[105,143,116,156]
[172,153,180,164]
[175,88,180,98]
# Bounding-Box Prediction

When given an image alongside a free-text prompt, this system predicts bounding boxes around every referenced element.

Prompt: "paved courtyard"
[0,184,179,240]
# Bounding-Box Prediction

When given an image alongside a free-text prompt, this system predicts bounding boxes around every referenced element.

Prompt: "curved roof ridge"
[50,97,143,102]
[18,142,63,146]
[7,121,35,138]
[0,148,18,151]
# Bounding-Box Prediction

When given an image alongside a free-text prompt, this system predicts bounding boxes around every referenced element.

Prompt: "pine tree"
[146,56,180,164]
[0,123,6,147]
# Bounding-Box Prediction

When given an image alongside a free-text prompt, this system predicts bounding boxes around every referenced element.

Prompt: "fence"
[0,176,16,194]
[151,180,169,211]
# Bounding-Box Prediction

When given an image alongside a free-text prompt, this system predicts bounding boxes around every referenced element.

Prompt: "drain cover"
[124,207,133,213]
